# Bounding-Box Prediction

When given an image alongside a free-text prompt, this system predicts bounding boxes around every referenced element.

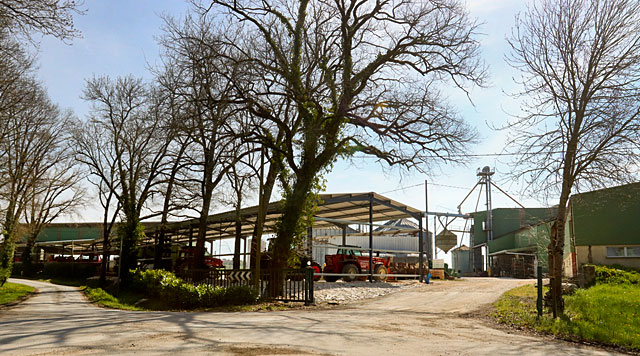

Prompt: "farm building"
[470,207,558,277]
[14,223,104,261]
[16,192,431,280]
[565,182,640,275]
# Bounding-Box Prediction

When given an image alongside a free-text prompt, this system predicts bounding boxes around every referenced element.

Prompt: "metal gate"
[179,267,314,305]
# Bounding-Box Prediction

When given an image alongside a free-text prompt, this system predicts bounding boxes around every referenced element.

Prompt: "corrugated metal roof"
[373,218,419,232]
[146,192,422,243]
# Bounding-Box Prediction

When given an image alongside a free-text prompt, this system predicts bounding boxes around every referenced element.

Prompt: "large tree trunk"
[99,229,110,287]
[119,211,142,285]
[250,160,279,269]
[194,176,214,270]
[155,146,184,270]
[0,206,18,286]
[549,132,578,317]
[270,173,315,296]
[549,190,570,317]
[20,235,36,277]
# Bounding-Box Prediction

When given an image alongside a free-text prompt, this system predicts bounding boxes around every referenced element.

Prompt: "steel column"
[419,217,424,282]
[368,194,373,282]
[342,225,347,246]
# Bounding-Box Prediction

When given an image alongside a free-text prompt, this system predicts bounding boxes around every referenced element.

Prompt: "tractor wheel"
[342,264,359,282]
[374,265,388,281]
[312,263,322,281]
[324,275,339,282]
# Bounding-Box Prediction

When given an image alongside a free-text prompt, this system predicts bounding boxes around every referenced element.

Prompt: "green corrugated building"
[471,208,557,277]
[566,182,640,273]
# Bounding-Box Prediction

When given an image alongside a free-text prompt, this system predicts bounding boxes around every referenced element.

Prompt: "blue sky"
[35,0,542,259]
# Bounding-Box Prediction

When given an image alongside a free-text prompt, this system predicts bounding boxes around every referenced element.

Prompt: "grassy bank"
[83,269,258,311]
[84,287,147,311]
[0,282,35,305]
[492,270,640,351]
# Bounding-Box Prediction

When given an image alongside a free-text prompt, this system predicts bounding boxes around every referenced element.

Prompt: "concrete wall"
[575,245,640,270]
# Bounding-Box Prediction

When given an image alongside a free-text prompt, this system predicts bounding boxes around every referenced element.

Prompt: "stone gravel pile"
[314,280,421,304]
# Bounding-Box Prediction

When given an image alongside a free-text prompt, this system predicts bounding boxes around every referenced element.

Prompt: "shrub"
[130,269,257,309]
[594,265,640,285]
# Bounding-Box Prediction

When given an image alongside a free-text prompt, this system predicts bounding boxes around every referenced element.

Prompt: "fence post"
[305,267,314,306]
[536,265,543,317]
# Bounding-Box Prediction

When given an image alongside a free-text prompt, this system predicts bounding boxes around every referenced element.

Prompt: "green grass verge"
[492,283,640,350]
[0,282,35,305]
[83,287,146,311]
[83,286,302,312]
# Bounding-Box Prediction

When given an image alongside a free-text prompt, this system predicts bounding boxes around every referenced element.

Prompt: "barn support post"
[368,193,373,283]
[243,236,247,269]
[419,218,424,282]
[189,225,193,247]
[425,179,431,261]
[433,215,437,259]
[341,225,346,246]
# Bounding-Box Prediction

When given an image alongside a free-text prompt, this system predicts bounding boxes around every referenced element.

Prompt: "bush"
[42,262,99,280]
[130,269,257,309]
[594,265,640,285]
[10,262,23,277]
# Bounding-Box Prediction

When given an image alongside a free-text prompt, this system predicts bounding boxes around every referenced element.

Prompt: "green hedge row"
[130,269,257,309]
[595,265,640,285]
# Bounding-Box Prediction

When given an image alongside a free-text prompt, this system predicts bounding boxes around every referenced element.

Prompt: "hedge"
[594,265,640,285]
[130,269,257,309]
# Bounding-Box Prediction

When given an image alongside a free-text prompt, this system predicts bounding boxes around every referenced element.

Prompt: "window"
[606,246,640,258]
[606,247,625,257]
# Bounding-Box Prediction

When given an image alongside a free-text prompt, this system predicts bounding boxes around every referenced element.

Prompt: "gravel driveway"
[0,277,624,355]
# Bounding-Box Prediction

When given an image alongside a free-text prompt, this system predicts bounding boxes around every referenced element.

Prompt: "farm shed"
[15,223,104,258]
[565,182,640,274]
[470,207,557,277]
[145,192,430,279]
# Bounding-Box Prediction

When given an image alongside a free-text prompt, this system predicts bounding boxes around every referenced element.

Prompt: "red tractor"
[323,245,390,282]
[175,246,224,271]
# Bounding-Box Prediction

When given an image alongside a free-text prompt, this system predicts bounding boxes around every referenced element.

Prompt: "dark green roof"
[33,223,102,243]
[569,182,640,246]
[472,207,557,245]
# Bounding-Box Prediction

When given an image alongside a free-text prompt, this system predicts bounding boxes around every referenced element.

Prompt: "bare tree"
[0,77,74,285]
[506,0,640,316]
[220,156,258,270]
[197,0,485,276]
[0,0,84,41]
[72,120,121,286]
[21,148,85,276]
[157,13,252,270]
[147,85,192,271]
[76,76,174,283]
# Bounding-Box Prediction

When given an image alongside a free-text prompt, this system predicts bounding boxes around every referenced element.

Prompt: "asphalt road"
[0,277,624,355]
